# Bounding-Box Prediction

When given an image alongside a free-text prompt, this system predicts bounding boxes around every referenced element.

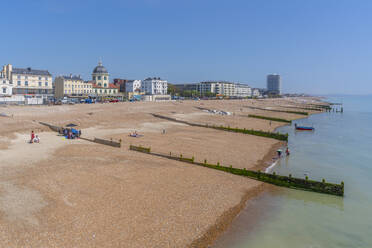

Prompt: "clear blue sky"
[1,0,371,94]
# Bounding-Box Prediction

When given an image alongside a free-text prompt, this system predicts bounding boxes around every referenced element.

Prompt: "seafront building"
[125,80,142,93]
[1,64,53,100]
[176,81,253,98]
[174,83,200,92]
[141,77,168,95]
[267,74,281,95]
[0,71,13,97]
[252,88,261,97]
[234,83,252,98]
[113,78,130,93]
[90,62,119,98]
[54,75,93,99]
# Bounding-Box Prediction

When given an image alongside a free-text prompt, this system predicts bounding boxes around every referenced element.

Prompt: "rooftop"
[61,75,83,81]
[13,67,51,76]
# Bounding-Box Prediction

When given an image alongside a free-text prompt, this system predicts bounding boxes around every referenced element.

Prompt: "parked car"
[109,99,119,103]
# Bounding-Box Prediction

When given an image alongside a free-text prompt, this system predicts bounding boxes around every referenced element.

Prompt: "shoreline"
[189,139,286,248]
[201,108,325,248]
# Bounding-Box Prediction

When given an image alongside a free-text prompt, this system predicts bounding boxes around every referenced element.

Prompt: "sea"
[214,95,372,248]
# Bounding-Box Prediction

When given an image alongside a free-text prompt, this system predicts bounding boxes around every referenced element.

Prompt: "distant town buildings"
[0,59,273,104]
[267,74,281,95]
[54,75,92,99]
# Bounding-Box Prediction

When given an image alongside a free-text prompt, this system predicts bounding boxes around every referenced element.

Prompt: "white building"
[200,81,252,97]
[141,77,168,95]
[0,71,13,97]
[252,88,261,97]
[234,83,252,98]
[125,80,142,93]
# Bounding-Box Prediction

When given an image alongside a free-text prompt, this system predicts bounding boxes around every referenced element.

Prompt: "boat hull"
[295,127,314,131]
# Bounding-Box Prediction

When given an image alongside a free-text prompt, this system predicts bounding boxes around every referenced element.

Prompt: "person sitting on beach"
[34,135,40,143]
[30,130,35,143]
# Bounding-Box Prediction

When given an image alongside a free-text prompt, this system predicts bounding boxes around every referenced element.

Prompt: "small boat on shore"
[295,124,314,131]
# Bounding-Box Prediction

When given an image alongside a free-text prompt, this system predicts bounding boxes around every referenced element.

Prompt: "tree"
[167,83,179,96]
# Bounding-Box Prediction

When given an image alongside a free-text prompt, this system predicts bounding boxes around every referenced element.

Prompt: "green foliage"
[167,83,180,96]
[248,114,292,123]
[180,90,200,98]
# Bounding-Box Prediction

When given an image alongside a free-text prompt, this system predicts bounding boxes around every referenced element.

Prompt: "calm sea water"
[214,95,372,248]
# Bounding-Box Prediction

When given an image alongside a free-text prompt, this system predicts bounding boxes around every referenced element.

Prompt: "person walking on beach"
[286,147,290,156]
[30,130,35,143]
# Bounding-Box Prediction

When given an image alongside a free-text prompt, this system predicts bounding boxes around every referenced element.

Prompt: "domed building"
[90,61,119,99]
[92,61,109,88]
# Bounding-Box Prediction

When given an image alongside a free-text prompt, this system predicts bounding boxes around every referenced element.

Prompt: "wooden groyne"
[129,145,344,197]
[39,122,62,132]
[247,114,292,123]
[244,106,309,115]
[151,114,288,141]
[93,138,122,148]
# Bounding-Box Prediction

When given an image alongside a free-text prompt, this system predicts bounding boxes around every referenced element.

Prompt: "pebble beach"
[0,97,323,247]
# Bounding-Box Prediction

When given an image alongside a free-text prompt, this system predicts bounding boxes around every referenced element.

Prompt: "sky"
[1,0,371,94]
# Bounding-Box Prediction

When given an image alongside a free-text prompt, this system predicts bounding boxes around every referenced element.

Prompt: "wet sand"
[0,97,323,247]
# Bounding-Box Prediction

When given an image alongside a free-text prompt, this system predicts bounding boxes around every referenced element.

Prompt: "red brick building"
[113,78,130,92]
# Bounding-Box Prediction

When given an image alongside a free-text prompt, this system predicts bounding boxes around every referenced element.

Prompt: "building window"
[104,83,107,87]
[39,82,42,86]
[45,77,48,80]
[104,76,107,80]
[39,77,41,80]
[98,76,101,80]
[25,81,28,86]
[93,76,96,80]
[98,83,101,86]
[17,81,21,86]
[17,75,21,79]
[2,88,6,94]
[45,82,48,86]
